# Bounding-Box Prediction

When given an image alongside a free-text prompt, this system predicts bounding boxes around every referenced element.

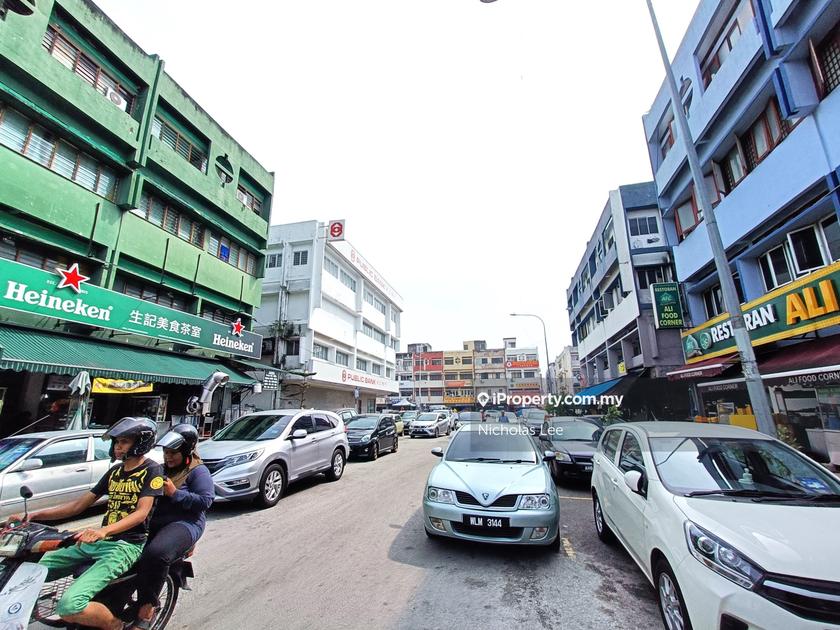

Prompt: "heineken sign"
[682,261,840,364]
[0,257,261,359]
[651,282,684,329]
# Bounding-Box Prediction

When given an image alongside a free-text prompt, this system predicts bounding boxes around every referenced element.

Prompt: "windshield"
[459,412,483,422]
[546,422,600,441]
[402,411,417,419]
[0,438,41,472]
[445,427,538,464]
[416,413,438,422]
[346,416,379,430]
[650,437,840,497]
[522,409,547,420]
[213,415,294,442]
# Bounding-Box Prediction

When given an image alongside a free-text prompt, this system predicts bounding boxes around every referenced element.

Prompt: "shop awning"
[760,336,840,374]
[666,354,739,381]
[0,326,254,386]
[231,358,283,374]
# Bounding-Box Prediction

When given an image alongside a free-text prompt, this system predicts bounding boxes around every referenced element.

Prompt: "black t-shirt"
[91,459,165,544]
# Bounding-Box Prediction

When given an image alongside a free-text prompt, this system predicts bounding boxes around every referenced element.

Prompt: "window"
[114,275,189,312]
[0,235,92,277]
[285,339,300,356]
[602,220,615,251]
[658,120,674,161]
[151,117,207,173]
[618,433,645,474]
[821,215,840,262]
[356,358,368,372]
[42,27,135,113]
[364,289,375,306]
[601,430,622,462]
[741,100,791,171]
[720,144,746,191]
[313,343,329,361]
[134,193,209,250]
[636,266,668,290]
[324,257,339,278]
[93,436,110,460]
[201,305,239,326]
[293,250,309,266]
[700,1,753,88]
[444,357,454,366]
[31,438,88,468]
[0,103,118,200]
[788,226,826,275]
[628,216,658,236]
[372,364,382,376]
[336,351,350,366]
[811,21,840,98]
[491,357,503,364]
[523,371,536,378]
[292,416,315,435]
[675,196,702,239]
[340,270,357,292]
[462,357,472,365]
[266,253,282,268]
[759,244,793,290]
[374,298,386,315]
[236,185,263,215]
[386,368,393,379]
[313,415,335,433]
[703,285,724,319]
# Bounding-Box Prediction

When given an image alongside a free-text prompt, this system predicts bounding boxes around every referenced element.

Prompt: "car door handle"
[610,477,619,487]
[74,468,88,473]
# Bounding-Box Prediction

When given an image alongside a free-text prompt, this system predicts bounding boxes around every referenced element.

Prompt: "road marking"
[558,495,591,501]
[561,537,576,559]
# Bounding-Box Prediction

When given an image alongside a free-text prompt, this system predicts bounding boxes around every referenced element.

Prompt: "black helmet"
[103,417,157,461]
[157,423,199,459]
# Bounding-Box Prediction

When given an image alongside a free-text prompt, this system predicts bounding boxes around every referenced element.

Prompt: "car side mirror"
[624,470,644,495]
[19,485,33,499]
[593,430,603,442]
[543,450,556,462]
[290,429,308,440]
[19,459,43,472]
[431,447,443,457]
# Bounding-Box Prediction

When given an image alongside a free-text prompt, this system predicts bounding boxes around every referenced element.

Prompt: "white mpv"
[590,422,840,630]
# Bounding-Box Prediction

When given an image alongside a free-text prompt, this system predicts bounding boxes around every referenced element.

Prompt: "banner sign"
[651,282,684,329]
[92,378,153,394]
[682,261,840,364]
[506,360,539,369]
[0,258,262,359]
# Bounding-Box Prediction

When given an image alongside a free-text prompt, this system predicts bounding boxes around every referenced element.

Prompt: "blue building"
[643,0,840,454]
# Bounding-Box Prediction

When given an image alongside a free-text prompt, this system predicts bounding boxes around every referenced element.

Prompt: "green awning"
[0,326,254,386]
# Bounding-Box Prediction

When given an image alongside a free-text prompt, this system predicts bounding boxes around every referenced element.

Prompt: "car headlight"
[427,487,456,504]
[361,434,372,442]
[223,450,264,468]
[554,451,572,463]
[685,522,764,589]
[521,494,551,510]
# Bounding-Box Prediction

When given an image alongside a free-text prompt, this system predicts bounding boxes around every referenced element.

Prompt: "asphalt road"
[46,433,662,630]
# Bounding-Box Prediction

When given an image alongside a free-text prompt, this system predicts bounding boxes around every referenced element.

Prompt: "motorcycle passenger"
[129,423,213,630]
[6,417,164,630]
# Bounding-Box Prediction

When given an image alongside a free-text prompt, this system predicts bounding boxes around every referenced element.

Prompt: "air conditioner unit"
[105,87,129,112]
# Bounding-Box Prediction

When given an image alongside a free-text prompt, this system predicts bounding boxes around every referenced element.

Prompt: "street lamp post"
[643,0,774,436]
[510,313,553,396]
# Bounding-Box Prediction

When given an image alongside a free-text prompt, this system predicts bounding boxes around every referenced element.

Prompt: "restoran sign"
[682,261,840,364]
[0,257,261,359]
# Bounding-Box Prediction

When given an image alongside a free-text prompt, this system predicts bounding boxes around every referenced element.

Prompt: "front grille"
[572,455,593,464]
[203,459,226,474]
[451,522,523,538]
[455,492,518,508]
[756,573,840,624]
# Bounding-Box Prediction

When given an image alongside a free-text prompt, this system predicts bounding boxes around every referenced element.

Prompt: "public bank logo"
[476,392,491,407]
[341,369,348,382]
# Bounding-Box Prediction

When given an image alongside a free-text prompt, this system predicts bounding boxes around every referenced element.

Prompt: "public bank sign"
[682,261,840,364]
[0,257,261,359]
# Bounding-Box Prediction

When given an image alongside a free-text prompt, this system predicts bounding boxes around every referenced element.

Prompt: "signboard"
[92,378,153,394]
[262,371,279,391]
[682,261,840,364]
[618,361,626,375]
[505,360,539,369]
[444,396,474,404]
[327,219,345,241]
[0,257,262,358]
[651,282,685,329]
[445,379,466,388]
[510,381,541,390]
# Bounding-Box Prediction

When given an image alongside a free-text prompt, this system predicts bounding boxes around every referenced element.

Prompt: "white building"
[503,337,542,398]
[554,346,581,394]
[252,221,402,413]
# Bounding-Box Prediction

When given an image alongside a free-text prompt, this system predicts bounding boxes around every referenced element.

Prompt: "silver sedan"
[423,423,561,550]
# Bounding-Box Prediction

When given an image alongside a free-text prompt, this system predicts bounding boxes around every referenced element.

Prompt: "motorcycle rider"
[6,417,164,630]
[129,423,213,630]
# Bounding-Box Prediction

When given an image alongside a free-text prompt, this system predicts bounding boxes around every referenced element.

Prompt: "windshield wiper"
[686,489,800,498]
[452,457,502,462]
[500,459,536,464]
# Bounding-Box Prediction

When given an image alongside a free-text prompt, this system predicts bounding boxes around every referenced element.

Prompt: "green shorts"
[39,540,144,617]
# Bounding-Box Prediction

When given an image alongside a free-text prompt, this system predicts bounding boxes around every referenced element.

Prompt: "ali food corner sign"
[682,261,840,364]
[651,282,684,329]
[0,258,262,359]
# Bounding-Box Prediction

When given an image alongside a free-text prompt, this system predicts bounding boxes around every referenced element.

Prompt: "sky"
[95,0,700,368]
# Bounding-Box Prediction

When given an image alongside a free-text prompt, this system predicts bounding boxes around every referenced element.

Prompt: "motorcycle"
[0,486,193,629]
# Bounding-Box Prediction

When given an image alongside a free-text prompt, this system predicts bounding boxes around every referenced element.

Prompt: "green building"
[0,0,277,435]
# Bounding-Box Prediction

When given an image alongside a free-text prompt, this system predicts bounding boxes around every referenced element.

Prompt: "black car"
[345,415,399,460]
[536,419,603,480]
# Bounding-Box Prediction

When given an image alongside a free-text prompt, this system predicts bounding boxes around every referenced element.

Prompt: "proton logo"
[8,602,22,615]
[341,370,347,382]
[482,493,489,501]
[476,392,490,407]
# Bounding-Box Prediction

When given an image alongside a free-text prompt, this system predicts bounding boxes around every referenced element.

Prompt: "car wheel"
[370,441,379,461]
[592,491,615,543]
[548,531,562,553]
[256,464,286,509]
[392,437,399,453]
[446,425,451,436]
[655,559,693,630]
[325,449,345,481]
[434,427,440,438]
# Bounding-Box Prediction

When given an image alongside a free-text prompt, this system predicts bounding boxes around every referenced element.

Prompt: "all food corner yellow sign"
[682,260,840,364]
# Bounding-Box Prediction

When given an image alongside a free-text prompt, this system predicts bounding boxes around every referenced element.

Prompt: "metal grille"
[455,492,518,508]
[451,522,523,538]
[756,574,840,624]
[203,459,226,474]
[33,576,74,623]
[820,34,840,95]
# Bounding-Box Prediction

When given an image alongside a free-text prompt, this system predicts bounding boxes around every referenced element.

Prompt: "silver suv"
[197,409,349,508]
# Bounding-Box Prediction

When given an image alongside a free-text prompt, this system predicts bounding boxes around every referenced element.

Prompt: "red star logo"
[231,318,245,337]
[55,263,90,293]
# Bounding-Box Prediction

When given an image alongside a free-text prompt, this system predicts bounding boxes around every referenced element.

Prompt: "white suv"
[591,422,840,630]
